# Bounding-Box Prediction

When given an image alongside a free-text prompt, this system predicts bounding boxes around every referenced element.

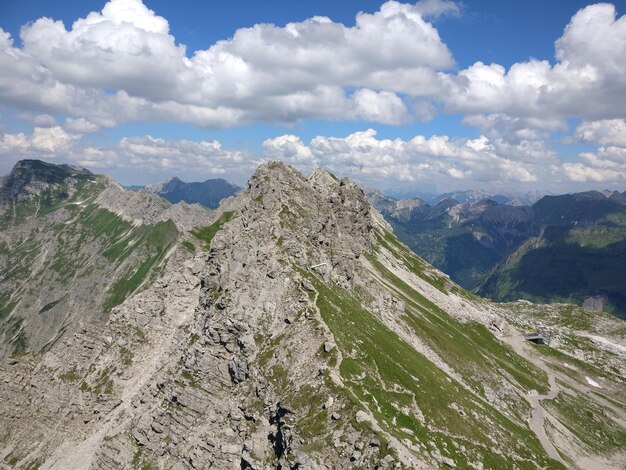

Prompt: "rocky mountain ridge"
[0,160,624,469]
[432,190,546,206]
[0,159,213,358]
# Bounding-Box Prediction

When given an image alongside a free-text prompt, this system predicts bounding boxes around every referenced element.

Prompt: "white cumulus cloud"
[262,128,541,188]
[441,4,626,124]
[1,0,456,128]
[0,126,78,156]
[575,119,626,147]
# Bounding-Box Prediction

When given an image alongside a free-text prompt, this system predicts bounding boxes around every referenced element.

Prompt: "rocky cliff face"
[0,161,625,469]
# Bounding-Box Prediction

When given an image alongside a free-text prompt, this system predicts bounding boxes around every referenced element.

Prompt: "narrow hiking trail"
[526,372,563,463]
[505,329,626,470]
[504,333,566,465]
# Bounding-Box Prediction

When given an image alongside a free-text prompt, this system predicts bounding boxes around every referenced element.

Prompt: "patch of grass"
[134,327,147,342]
[546,390,626,453]
[102,220,179,261]
[4,317,29,355]
[0,294,18,321]
[181,240,196,252]
[278,205,298,230]
[565,226,626,249]
[103,255,159,311]
[102,220,178,311]
[92,364,116,395]
[59,367,81,383]
[308,272,559,468]
[120,347,133,366]
[4,453,19,466]
[188,333,199,345]
[191,211,234,249]
[181,369,201,389]
[23,458,43,470]
[80,381,92,392]
[1,236,44,282]
[131,441,156,470]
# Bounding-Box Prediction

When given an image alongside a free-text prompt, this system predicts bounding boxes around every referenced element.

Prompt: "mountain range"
[136,176,240,208]
[369,189,626,319]
[381,189,549,207]
[0,160,624,469]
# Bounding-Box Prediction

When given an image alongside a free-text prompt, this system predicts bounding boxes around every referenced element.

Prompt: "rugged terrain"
[370,189,626,318]
[0,160,624,469]
[140,176,240,208]
[368,191,535,289]
[479,191,626,318]
[0,160,212,358]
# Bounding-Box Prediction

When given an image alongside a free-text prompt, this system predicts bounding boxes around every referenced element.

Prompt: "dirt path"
[504,333,566,465]
[504,329,626,470]
[526,372,564,463]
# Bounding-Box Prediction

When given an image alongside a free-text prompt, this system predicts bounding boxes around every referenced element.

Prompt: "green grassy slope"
[479,225,626,319]
[291,226,566,468]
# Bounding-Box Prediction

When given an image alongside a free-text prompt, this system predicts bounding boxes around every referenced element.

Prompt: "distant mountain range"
[369,189,626,318]
[432,189,548,206]
[480,191,626,318]
[133,176,240,208]
[383,189,549,206]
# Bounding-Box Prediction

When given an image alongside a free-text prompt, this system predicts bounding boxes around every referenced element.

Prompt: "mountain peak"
[141,175,240,208]
[249,160,307,186]
[242,161,374,287]
[8,159,92,181]
[0,159,93,204]
[308,167,340,189]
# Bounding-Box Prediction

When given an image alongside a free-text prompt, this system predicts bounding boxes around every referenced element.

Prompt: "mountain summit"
[0,160,624,469]
[0,159,93,205]
[141,175,240,208]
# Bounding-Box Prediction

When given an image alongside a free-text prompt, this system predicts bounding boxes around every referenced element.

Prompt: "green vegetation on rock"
[308,271,559,468]
[191,211,234,248]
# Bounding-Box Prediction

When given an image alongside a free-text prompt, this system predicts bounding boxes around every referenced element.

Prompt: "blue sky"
[0,0,625,194]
